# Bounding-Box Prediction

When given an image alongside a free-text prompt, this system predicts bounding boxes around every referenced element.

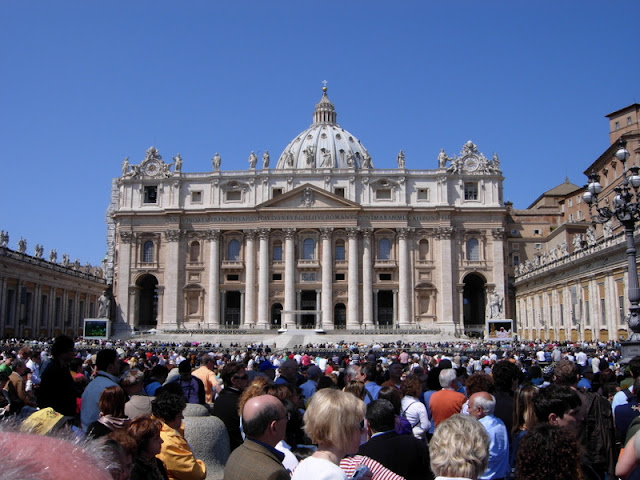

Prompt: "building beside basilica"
[107,87,508,337]
[510,103,640,342]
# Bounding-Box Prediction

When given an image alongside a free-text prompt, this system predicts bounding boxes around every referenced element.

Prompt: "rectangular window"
[79,301,85,322]
[534,243,542,250]
[272,245,282,261]
[25,292,33,327]
[534,229,541,235]
[272,188,283,198]
[55,297,62,327]
[191,191,202,203]
[569,213,574,221]
[5,289,15,326]
[89,301,95,318]
[464,183,478,200]
[227,274,239,281]
[40,294,48,327]
[417,188,429,201]
[67,299,73,325]
[615,121,620,130]
[335,273,345,281]
[628,116,633,126]
[334,187,345,197]
[513,254,520,266]
[272,273,282,281]
[226,191,242,202]
[379,273,392,281]
[376,189,391,200]
[144,186,158,204]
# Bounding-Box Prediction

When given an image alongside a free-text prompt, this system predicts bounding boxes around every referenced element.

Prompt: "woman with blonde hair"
[292,388,367,480]
[430,414,489,480]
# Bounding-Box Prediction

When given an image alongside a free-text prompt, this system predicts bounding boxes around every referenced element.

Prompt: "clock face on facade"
[463,155,479,172]
[143,160,161,176]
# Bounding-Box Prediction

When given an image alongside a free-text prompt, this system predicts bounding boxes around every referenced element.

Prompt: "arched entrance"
[334,303,346,329]
[463,273,486,337]
[377,291,393,327]
[271,303,282,328]
[136,274,158,328]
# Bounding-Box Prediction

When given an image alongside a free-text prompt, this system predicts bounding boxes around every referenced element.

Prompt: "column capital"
[244,229,257,239]
[491,227,506,240]
[258,228,271,240]
[319,227,333,239]
[346,227,360,238]
[397,227,414,239]
[284,228,296,240]
[119,231,135,244]
[204,229,221,241]
[436,227,455,239]
[361,228,373,240]
[165,230,182,242]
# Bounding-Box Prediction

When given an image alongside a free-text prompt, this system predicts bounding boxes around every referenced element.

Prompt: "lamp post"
[583,139,640,355]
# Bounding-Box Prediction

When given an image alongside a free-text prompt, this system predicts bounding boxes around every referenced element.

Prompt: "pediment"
[257,183,361,210]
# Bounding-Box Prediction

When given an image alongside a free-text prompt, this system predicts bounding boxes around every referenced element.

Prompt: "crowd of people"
[1,334,639,480]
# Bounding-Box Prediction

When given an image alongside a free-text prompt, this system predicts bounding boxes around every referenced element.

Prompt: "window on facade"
[191,191,202,203]
[335,273,345,281]
[272,188,283,198]
[67,299,73,325]
[226,191,241,202]
[418,239,429,261]
[55,297,62,327]
[272,241,282,261]
[466,238,480,261]
[534,229,541,235]
[464,183,478,200]
[379,273,392,281]
[615,121,620,130]
[227,239,240,261]
[417,188,429,201]
[144,186,157,204]
[378,238,391,260]
[513,254,520,266]
[40,294,48,326]
[335,239,345,261]
[334,187,345,197]
[189,241,200,262]
[143,241,154,263]
[569,213,574,222]
[272,273,282,281]
[628,116,633,126]
[227,274,239,281]
[376,188,391,200]
[302,238,315,260]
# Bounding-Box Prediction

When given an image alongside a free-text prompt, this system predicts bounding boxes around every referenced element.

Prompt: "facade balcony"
[297,259,320,269]
[221,260,244,270]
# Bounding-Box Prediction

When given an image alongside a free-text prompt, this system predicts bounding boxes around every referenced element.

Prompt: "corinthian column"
[244,230,256,327]
[164,230,181,327]
[283,228,296,328]
[257,228,270,327]
[320,228,333,329]
[362,229,373,327]
[347,227,360,328]
[398,228,413,327]
[116,231,134,328]
[206,230,220,328]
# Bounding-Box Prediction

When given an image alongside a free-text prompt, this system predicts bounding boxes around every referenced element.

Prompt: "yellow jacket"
[157,421,206,480]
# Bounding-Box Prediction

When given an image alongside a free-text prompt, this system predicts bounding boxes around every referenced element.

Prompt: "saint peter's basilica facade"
[107,88,507,336]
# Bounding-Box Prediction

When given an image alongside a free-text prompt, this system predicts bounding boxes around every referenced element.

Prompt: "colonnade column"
[244,230,256,326]
[491,228,506,313]
[347,227,360,328]
[257,228,270,328]
[116,231,134,328]
[164,230,181,327]
[320,228,333,329]
[362,229,373,327]
[206,230,221,328]
[283,228,296,329]
[315,289,322,329]
[398,228,412,327]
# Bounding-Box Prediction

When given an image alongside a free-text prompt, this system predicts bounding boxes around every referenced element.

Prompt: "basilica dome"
[275,87,373,170]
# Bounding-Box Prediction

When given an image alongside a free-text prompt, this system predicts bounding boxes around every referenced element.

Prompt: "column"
[347,227,360,328]
[398,228,412,327]
[362,229,373,327]
[221,292,227,327]
[491,228,506,313]
[392,289,398,327]
[320,228,333,329]
[437,227,457,335]
[240,291,245,326]
[206,230,221,328]
[283,228,296,329]
[296,290,302,328]
[244,230,256,326]
[164,230,181,327]
[315,289,322,329]
[373,289,379,327]
[257,228,270,327]
[116,232,134,328]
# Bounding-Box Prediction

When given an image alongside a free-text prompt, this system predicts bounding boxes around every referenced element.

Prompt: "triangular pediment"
[257,183,361,210]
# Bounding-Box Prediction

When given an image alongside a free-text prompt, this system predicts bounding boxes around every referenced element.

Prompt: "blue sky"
[1,1,639,266]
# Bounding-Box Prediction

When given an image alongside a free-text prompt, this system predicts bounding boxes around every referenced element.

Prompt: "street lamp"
[583,139,640,346]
